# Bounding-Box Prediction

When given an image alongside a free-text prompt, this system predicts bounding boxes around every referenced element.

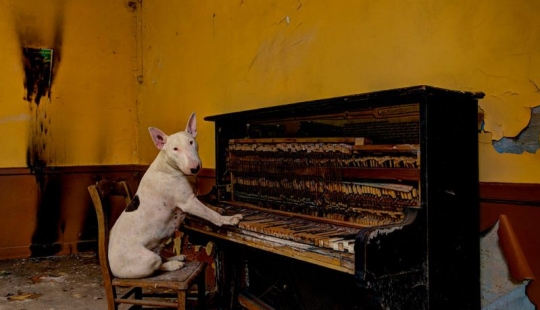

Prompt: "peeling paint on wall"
[493,106,540,154]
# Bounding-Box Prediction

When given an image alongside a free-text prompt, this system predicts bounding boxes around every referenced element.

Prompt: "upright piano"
[183,85,483,309]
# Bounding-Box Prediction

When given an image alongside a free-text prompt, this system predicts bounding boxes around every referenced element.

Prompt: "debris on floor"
[0,253,107,310]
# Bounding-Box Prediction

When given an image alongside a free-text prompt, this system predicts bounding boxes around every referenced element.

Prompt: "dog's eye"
[190,141,193,145]
[173,147,178,151]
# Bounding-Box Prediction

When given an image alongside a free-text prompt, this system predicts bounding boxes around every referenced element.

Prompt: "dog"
[108,112,243,278]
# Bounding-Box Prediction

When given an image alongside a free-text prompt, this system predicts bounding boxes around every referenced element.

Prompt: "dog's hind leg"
[111,247,164,278]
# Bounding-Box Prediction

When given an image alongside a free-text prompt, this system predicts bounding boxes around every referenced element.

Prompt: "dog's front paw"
[160,260,185,271]
[223,214,243,226]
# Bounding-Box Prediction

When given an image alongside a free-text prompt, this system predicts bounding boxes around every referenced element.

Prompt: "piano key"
[290,229,337,245]
[340,239,355,252]
[347,241,355,253]
[270,223,311,239]
[238,218,276,230]
[258,220,292,234]
[332,240,345,251]
[327,237,344,250]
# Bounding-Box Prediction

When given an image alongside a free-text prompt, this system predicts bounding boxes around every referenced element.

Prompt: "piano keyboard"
[219,204,360,253]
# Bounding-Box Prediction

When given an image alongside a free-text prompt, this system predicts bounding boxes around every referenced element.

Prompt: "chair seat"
[112,261,207,291]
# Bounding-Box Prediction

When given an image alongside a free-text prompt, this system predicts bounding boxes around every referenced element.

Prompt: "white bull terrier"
[108,112,243,278]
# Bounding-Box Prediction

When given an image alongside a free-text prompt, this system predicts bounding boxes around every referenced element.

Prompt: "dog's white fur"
[108,112,243,278]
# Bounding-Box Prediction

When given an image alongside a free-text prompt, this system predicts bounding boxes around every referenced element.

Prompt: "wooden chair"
[88,180,207,310]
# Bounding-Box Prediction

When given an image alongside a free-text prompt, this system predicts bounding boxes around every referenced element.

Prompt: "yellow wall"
[0,0,140,168]
[140,0,540,184]
[1,1,539,184]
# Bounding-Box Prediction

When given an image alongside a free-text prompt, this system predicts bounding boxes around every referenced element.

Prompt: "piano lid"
[204,85,485,123]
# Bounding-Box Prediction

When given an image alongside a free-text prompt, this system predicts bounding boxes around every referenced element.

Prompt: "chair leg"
[106,283,119,310]
[133,288,143,310]
[197,271,206,310]
[177,290,186,310]
[134,287,142,300]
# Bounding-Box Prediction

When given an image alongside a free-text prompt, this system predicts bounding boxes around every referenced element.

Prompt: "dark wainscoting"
[0,165,146,259]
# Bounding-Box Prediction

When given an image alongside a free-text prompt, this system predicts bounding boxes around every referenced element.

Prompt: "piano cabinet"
[183,85,484,310]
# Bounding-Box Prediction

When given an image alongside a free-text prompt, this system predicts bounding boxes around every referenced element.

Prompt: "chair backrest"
[88,180,132,305]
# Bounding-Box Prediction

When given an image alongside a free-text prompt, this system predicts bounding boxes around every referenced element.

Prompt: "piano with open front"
[182,85,483,309]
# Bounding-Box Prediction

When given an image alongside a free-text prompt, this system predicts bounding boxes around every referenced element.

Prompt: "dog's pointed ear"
[148,127,168,150]
[185,112,197,137]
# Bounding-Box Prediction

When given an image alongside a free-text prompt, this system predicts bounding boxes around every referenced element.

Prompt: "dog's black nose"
[190,165,200,174]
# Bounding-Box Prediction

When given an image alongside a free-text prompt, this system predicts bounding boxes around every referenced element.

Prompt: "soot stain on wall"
[15,6,63,105]
[14,5,65,257]
[22,48,53,105]
[29,175,63,257]
[493,106,540,154]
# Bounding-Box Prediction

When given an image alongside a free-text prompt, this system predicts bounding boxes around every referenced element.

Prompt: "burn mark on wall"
[15,3,64,170]
[14,3,65,257]
[493,106,540,154]
[127,0,139,12]
[29,175,63,257]
[22,48,53,105]
[15,6,63,104]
